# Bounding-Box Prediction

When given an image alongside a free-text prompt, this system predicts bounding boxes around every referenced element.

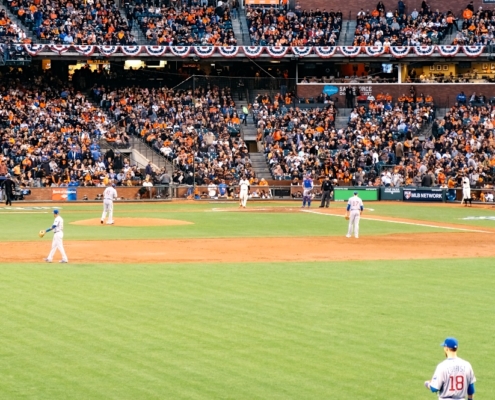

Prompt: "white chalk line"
[301,210,492,234]
[0,211,49,214]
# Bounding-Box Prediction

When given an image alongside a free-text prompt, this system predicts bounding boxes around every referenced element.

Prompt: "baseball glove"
[38,230,45,238]
[345,215,350,220]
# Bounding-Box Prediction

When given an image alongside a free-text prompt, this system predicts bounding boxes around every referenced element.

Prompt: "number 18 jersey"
[430,357,476,399]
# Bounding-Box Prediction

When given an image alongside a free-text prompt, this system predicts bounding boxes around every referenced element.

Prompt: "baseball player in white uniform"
[461,175,472,207]
[239,176,250,208]
[101,183,118,225]
[346,191,364,238]
[44,209,68,263]
[424,337,476,400]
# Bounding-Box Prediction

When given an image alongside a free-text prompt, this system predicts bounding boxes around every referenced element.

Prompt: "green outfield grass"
[0,259,493,399]
[0,201,494,399]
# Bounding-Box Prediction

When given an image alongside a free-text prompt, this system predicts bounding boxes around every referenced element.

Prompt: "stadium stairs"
[340,20,357,46]
[235,8,251,46]
[3,6,37,44]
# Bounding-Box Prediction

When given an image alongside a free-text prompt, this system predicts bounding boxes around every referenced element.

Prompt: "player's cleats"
[355,236,359,239]
[346,235,351,238]
[106,222,114,225]
[44,258,52,262]
[59,260,68,263]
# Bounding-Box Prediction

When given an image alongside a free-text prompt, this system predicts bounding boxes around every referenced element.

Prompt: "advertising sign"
[52,188,77,201]
[334,188,379,201]
[402,188,444,202]
[323,85,339,96]
[380,187,402,200]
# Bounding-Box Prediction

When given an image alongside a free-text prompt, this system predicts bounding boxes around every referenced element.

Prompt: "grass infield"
[0,201,494,399]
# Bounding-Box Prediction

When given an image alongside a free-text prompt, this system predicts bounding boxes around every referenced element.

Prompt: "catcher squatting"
[40,209,68,263]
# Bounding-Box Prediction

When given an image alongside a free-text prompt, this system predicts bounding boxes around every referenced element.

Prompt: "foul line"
[301,210,492,234]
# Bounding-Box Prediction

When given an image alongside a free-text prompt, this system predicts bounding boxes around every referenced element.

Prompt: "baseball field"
[0,200,494,399]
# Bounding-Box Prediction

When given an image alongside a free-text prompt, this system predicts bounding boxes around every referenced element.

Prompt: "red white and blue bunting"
[437,45,459,57]
[121,45,142,56]
[194,46,215,58]
[243,46,264,57]
[314,46,337,58]
[266,46,289,58]
[24,44,46,56]
[48,44,70,55]
[413,45,435,56]
[364,46,385,57]
[339,46,361,57]
[98,45,119,56]
[16,45,493,59]
[291,46,313,57]
[144,45,168,56]
[73,45,95,56]
[463,45,485,57]
[389,46,410,58]
[169,46,191,57]
[217,46,239,57]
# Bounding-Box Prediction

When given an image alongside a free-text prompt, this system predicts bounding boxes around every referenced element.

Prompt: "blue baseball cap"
[53,209,59,215]
[354,191,358,195]
[441,337,458,349]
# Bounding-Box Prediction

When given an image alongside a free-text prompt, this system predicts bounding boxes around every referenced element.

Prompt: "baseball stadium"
[1,0,495,397]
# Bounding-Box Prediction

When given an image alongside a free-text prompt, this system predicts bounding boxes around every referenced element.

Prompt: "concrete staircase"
[339,20,357,46]
[249,152,272,180]
[130,136,174,171]
[442,20,462,45]
[4,6,37,44]
[233,10,251,46]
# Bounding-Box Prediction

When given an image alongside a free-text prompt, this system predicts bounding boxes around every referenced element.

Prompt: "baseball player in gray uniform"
[461,175,472,207]
[424,337,476,400]
[346,191,363,238]
[44,209,68,263]
[101,183,118,225]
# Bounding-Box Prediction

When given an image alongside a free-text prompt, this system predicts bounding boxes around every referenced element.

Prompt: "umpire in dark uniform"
[1,173,15,206]
[319,176,334,208]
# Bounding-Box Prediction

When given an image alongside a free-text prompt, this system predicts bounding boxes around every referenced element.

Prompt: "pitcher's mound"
[71,218,193,227]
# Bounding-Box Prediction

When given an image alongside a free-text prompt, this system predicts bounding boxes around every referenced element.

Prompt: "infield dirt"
[3,232,493,264]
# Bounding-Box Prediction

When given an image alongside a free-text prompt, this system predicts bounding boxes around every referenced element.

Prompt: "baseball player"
[461,174,472,207]
[346,191,363,238]
[101,183,118,225]
[44,209,68,263]
[302,174,314,208]
[424,337,476,400]
[238,176,250,208]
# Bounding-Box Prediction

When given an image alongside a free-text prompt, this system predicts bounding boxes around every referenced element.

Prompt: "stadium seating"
[246,7,342,46]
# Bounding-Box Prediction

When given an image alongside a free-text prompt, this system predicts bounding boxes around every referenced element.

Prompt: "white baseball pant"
[463,188,471,200]
[347,210,361,238]
[239,191,248,207]
[47,232,68,262]
[101,199,114,223]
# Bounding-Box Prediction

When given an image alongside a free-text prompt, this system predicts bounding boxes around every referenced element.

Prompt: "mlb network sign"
[403,188,444,202]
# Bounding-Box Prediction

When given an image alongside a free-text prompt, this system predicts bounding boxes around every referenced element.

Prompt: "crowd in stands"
[132,3,237,45]
[92,83,253,190]
[0,8,28,43]
[246,6,342,46]
[8,0,136,45]
[452,3,495,45]
[257,87,495,198]
[354,1,450,47]
[0,69,135,190]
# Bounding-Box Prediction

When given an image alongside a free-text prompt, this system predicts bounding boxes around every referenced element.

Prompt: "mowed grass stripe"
[0,260,494,399]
